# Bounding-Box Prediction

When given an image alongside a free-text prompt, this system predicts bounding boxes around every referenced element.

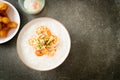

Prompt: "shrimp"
[28,37,39,46]
[35,50,44,56]
[36,26,51,37]
[35,48,48,56]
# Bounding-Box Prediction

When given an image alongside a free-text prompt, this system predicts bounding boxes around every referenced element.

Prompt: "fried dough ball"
[2,24,10,31]
[0,3,18,38]
[0,3,8,11]
[7,22,18,28]
[0,23,2,30]
[0,10,7,16]
[0,24,10,37]
[0,16,2,22]
[2,17,10,24]
[0,16,10,24]
[0,30,8,37]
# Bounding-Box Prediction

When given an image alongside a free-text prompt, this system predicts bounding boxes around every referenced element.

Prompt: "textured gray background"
[1,0,120,80]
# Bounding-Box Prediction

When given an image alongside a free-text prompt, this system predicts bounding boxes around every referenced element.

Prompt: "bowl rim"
[17,17,71,71]
[0,0,20,44]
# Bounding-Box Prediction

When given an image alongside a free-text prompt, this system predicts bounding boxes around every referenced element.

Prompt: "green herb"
[41,36,45,39]
[46,38,51,46]
[37,44,42,49]
[39,39,44,43]
[38,40,41,43]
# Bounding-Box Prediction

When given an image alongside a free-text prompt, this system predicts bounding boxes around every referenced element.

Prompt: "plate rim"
[17,17,71,71]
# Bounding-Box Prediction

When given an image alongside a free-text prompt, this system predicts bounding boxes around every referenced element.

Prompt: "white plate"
[0,1,20,44]
[17,17,71,71]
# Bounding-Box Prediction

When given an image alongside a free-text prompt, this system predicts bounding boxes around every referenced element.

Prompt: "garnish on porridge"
[28,26,58,56]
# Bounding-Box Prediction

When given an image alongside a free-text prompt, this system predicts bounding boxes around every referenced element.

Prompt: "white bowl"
[18,0,45,14]
[0,1,20,44]
[17,17,71,71]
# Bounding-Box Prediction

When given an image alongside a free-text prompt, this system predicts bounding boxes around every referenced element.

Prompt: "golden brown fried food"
[0,23,2,30]
[2,24,10,31]
[0,3,8,11]
[0,16,2,22]
[0,10,4,14]
[0,11,7,17]
[2,17,10,24]
[0,30,8,37]
[0,10,5,15]
[0,23,10,37]
[0,3,18,38]
[7,22,18,28]
[0,16,10,24]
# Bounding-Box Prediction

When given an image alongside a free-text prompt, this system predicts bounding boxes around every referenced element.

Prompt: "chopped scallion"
[37,44,42,49]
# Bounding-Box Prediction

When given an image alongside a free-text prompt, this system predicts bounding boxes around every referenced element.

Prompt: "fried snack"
[0,11,7,17]
[7,22,18,28]
[0,3,8,11]
[0,30,8,37]
[2,24,10,31]
[0,3,18,38]
[0,16,10,24]
[2,17,10,24]
[0,16,2,22]
[0,23,2,30]
[0,23,10,37]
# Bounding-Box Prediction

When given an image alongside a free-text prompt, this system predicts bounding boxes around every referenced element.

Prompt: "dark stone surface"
[1,0,120,80]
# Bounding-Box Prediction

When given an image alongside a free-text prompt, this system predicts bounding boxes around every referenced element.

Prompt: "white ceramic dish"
[0,0,20,44]
[17,17,71,71]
